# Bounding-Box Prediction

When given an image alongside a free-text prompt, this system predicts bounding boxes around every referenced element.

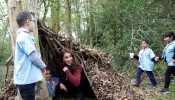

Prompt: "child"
[157,32,175,93]
[46,67,59,98]
[14,11,46,99]
[130,39,158,88]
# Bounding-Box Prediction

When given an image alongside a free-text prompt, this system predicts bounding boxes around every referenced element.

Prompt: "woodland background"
[0,0,175,99]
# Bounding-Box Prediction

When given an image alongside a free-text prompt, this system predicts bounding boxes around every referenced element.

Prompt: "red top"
[60,62,83,87]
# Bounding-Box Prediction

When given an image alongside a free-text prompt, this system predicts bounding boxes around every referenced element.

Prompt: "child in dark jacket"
[130,39,158,88]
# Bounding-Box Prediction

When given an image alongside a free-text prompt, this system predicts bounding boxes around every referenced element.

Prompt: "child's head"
[16,11,35,32]
[141,39,149,49]
[163,32,175,43]
[45,67,51,80]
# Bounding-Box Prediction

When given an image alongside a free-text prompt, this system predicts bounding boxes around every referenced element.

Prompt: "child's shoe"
[132,83,139,87]
[158,88,170,93]
[150,85,157,89]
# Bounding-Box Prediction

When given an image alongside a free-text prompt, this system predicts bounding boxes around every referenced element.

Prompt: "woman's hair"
[163,32,175,40]
[16,11,32,27]
[142,39,149,44]
[60,48,80,70]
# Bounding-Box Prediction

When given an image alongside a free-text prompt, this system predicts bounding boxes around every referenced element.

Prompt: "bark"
[66,0,72,38]
[89,0,94,47]
[8,0,49,99]
[42,0,51,22]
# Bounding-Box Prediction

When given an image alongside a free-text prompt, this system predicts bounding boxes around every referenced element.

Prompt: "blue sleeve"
[17,36,35,56]
[29,51,46,69]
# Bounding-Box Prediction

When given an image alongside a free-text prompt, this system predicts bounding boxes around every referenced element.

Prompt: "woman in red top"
[59,48,84,100]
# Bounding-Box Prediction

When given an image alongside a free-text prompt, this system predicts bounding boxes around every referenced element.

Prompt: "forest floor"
[0,65,175,100]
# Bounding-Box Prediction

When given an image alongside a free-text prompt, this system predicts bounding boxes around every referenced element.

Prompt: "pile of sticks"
[37,20,143,100]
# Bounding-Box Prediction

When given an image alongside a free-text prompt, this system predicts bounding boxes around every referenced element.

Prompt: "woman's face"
[63,52,73,66]
[164,36,173,43]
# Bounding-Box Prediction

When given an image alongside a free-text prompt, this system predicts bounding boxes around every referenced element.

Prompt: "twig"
[90,53,101,64]
[75,53,92,86]
[53,37,65,49]
[5,64,9,85]
[44,34,57,59]
[38,28,52,36]
[38,20,57,36]
[4,55,13,65]
[4,55,13,85]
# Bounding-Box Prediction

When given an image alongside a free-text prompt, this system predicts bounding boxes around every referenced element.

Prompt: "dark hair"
[163,32,175,40]
[46,67,50,71]
[16,11,32,27]
[60,48,80,70]
[142,39,149,44]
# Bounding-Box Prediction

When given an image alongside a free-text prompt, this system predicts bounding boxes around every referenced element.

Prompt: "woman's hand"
[63,67,69,72]
[60,83,67,92]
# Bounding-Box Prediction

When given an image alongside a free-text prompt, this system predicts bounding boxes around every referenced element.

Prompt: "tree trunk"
[75,0,81,41]
[51,0,60,34]
[66,0,72,38]
[8,0,50,100]
[42,0,51,22]
[89,0,94,47]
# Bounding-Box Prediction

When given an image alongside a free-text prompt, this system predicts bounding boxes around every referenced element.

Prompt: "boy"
[14,11,46,100]
[46,67,59,99]
[130,39,158,88]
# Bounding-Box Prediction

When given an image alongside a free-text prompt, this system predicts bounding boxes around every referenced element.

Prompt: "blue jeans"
[17,83,36,100]
[136,67,157,86]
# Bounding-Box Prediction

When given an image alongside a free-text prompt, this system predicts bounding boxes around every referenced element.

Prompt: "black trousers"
[136,67,157,86]
[62,78,84,100]
[164,66,175,88]
[17,83,36,100]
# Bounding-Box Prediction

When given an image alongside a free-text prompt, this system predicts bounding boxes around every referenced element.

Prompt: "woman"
[59,48,85,100]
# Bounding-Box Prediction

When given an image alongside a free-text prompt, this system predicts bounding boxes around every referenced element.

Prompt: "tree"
[7,0,49,99]
[66,0,72,38]
[89,0,94,47]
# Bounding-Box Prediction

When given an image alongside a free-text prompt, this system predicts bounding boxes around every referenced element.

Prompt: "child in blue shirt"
[157,32,175,93]
[14,11,46,100]
[130,39,158,88]
[46,67,59,99]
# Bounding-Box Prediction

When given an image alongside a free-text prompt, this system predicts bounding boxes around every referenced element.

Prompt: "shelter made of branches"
[37,20,143,100]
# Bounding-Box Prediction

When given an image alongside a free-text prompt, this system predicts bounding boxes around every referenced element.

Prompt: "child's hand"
[41,67,46,75]
[155,57,159,62]
[51,81,56,86]
[171,59,175,63]
[129,53,134,58]
[60,83,67,92]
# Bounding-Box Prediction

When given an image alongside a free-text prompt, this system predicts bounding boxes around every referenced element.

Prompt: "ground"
[0,65,175,100]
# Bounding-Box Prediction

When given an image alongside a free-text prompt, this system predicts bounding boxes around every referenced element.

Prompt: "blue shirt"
[162,40,175,66]
[46,77,59,97]
[138,47,155,71]
[14,28,43,85]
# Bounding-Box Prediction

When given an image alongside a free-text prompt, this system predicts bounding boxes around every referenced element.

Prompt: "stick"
[5,64,9,85]
[4,55,13,85]
[53,37,65,49]
[4,55,13,65]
